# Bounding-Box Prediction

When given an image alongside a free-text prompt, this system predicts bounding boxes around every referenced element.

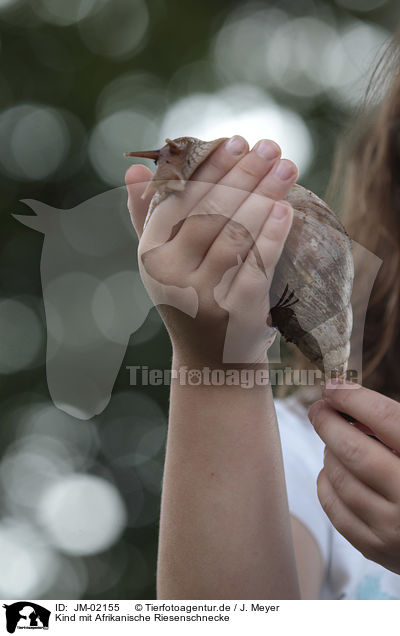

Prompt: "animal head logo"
[14,185,381,419]
[14,186,157,420]
[2,602,50,633]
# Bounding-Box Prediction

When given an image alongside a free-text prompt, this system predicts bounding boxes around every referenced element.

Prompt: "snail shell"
[126,137,354,378]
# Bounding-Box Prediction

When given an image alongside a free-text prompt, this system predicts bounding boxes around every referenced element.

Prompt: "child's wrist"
[171,350,271,390]
[171,343,270,370]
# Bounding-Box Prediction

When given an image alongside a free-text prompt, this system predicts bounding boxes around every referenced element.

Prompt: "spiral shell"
[126,137,354,377]
[273,184,353,377]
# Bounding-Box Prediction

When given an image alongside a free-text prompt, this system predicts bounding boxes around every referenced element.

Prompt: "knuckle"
[379,509,400,546]
[311,407,325,433]
[200,154,220,172]
[359,544,378,562]
[185,213,222,241]
[340,438,361,465]
[389,524,400,548]
[360,536,386,562]
[198,197,226,218]
[328,464,346,494]
[140,245,171,280]
[319,489,337,522]
[139,245,157,272]
[238,162,260,179]
[221,218,252,248]
[334,388,352,410]
[317,471,336,519]
[372,398,398,425]
[261,217,287,242]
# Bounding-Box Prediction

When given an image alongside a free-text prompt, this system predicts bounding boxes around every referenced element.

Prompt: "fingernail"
[308,400,324,423]
[274,159,295,181]
[271,202,289,220]
[225,135,246,155]
[254,139,280,160]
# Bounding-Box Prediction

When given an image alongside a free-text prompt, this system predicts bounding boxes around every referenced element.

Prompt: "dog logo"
[2,602,50,633]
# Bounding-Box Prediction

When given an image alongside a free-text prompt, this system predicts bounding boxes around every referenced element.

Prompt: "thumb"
[125,164,154,237]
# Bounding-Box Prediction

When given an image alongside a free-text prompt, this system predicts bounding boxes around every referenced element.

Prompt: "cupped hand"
[309,381,400,574]
[125,136,298,367]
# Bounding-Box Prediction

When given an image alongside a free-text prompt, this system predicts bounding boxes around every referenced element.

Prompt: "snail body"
[126,137,353,378]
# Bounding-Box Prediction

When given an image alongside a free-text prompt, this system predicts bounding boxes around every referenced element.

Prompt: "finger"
[125,164,154,237]
[309,400,400,502]
[195,214,257,280]
[253,156,298,201]
[323,447,390,532]
[164,213,229,271]
[185,140,289,254]
[222,158,297,248]
[169,196,291,277]
[242,199,293,276]
[188,148,296,270]
[170,134,250,214]
[317,468,384,561]
[189,139,282,222]
[190,135,250,185]
[323,382,400,453]
[175,190,278,273]
[142,136,248,245]
[216,201,292,319]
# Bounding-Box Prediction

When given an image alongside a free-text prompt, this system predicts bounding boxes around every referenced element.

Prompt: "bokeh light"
[16,401,99,467]
[92,271,156,345]
[0,104,71,181]
[159,86,313,175]
[89,110,158,185]
[0,518,60,597]
[213,6,390,109]
[335,0,389,11]
[265,16,342,97]
[34,0,100,26]
[42,272,104,349]
[85,544,128,595]
[0,297,43,373]
[96,71,166,121]
[0,435,75,514]
[0,0,24,12]
[99,390,167,468]
[49,555,88,598]
[37,473,127,555]
[325,20,390,106]
[213,7,289,87]
[78,0,149,60]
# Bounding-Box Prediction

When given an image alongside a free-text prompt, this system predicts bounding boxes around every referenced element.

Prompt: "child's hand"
[309,382,400,574]
[125,136,297,366]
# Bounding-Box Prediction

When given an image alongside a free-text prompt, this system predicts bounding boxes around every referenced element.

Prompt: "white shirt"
[275,396,400,599]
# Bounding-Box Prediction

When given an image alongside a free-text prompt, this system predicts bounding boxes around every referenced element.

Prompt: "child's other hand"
[125,136,297,366]
[309,382,400,575]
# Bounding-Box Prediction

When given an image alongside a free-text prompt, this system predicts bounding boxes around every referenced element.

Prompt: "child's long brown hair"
[330,32,400,400]
[279,32,400,402]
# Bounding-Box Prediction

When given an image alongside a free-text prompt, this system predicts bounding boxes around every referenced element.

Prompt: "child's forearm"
[156,355,300,599]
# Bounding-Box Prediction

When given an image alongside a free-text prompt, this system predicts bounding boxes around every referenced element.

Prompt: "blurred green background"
[0,0,398,600]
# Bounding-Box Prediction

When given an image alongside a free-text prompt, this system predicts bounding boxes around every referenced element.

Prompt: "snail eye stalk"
[124,150,160,162]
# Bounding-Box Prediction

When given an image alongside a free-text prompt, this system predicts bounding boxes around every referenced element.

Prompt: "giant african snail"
[125,137,354,378]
